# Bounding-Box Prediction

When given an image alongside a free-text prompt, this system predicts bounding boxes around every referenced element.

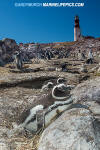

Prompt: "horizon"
[0,0,100,44]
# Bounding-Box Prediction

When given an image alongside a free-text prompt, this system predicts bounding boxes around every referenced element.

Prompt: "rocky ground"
[0,57,100,150]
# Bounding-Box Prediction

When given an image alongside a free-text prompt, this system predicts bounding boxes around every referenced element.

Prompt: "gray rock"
[71,77,100,104]
[0,59,5,66]
[0,38,19,64]
[0,138,10,150]
[97,67,100,73]
[2,38,17,49]
[38,108,99,150]
[79,64,88,73]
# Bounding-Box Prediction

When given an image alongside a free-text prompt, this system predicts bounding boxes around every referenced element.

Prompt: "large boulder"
[71,77,100,104]
[2,38,18,50]
[38,108,99,150]
[0,38,19,64]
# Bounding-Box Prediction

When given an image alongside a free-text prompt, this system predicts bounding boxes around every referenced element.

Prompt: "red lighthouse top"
[75,16,80,28]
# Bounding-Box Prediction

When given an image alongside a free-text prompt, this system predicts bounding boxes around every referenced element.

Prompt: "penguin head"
[57,78,66,84]
[52,83,69,100]
[47,82,54,88]
[56,83,67,92]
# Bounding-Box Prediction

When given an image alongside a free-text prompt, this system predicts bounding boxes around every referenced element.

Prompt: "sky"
[0,0,100,43]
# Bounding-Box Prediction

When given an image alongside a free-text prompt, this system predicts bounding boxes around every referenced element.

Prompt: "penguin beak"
[59,85,68,92]
[63,85,68,91]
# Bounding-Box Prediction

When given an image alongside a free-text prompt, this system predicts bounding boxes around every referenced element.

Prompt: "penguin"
[42,77,67,90]
[16,83,73,132]
[41,82,54,92]
[57,78,66,84]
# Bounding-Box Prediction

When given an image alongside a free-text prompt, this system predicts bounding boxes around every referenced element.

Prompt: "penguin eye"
[58,86,63,91]
[48,84,53,88]
[58,85,67,91]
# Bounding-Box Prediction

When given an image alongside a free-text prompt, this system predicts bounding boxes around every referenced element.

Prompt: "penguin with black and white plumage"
[15,83,73,133]
[41,82,54,92]
[41,77,67,92]
[57,77,67,84]
[13,51,23,69]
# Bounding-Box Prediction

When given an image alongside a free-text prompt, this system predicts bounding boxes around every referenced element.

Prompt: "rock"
[0,138,10,150]
[38,108,99,150]
[97,67,100,73]
[79,64,88,73]
[0,59,5,66]
[2,54,11,63]
[71,77,100,104]
[89,66,99,73]
[45,67,56,71]
[71,76,100,124]
[2,38,18,50]
[0,38,19,64]
[88,101,100,115]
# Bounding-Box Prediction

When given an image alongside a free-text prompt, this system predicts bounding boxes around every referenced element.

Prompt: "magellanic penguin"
[57,77,67,84]
[16,83,73,132]
[41,82,54,92]
[41,77,67,92]
[41,77,67,93]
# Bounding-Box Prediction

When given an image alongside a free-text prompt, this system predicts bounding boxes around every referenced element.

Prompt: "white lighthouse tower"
[74,16,81,41]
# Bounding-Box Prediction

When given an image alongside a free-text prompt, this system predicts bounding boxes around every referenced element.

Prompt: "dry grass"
[14,115,60,150]
[94,72,100,76]
[0,66,9,74]
[14,129,44,150]
[53,41,77,49]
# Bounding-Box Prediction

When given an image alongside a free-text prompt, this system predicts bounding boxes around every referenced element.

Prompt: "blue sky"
[0,0,100,43]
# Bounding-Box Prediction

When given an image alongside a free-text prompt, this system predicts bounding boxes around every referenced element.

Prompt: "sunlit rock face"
[38,108,100,150]
[71,77,100,104]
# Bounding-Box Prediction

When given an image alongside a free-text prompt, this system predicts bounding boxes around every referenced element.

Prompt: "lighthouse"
[74,16,81,41]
